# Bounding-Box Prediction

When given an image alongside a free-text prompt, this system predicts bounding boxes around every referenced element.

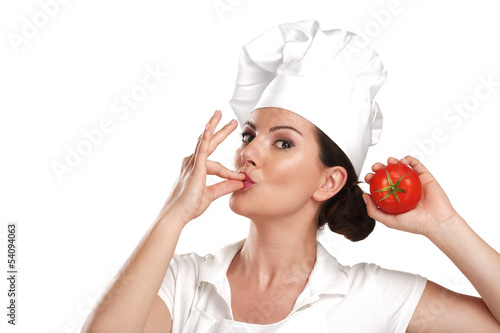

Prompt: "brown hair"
[315,127,375,241]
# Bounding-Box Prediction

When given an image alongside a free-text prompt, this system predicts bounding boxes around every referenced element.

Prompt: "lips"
[241,172,255,190]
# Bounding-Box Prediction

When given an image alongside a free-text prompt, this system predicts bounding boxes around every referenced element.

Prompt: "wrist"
[155,205,191,230]
[425,213,466,245]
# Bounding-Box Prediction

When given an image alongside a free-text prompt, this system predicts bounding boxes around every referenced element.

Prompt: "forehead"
[246,107,316,133]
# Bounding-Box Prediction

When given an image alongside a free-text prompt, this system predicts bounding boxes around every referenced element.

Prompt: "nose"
[240,140,258,167]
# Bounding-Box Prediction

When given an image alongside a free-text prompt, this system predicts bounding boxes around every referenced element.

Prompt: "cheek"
[267,154,322,194]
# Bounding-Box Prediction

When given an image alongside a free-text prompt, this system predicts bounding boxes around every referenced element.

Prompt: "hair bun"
[316,126,375,242]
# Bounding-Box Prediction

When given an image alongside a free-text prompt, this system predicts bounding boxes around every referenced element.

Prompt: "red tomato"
[369,164,422,214]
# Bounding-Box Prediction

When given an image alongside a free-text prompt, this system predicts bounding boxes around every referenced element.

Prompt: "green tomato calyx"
[375,168,410,205]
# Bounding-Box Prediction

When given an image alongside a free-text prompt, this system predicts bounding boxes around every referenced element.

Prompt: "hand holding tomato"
[364,156,458,237]
[369,164,422,214]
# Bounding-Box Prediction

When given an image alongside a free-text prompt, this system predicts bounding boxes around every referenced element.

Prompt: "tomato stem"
[375,168,410,205]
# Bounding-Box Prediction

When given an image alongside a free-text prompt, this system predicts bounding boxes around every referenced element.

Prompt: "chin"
[229,192,290,221]
[228,192,263,219]
[228,192,248,217]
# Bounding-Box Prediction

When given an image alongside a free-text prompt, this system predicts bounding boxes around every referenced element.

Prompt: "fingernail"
[214,110,220,116]
[230,119,236,125]
[362,194,368,205]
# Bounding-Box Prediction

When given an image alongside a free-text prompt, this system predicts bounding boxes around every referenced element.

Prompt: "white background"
[1,0,500,332]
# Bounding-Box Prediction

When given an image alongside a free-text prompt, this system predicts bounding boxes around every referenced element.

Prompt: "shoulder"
[343,262,427,291]
[168,251,213,276]
[165,239,245,285]
[316,242,426,304]
[158,240,244,327]
[318,247,427,332]
[316,241,424,288]
[158,251,212,309]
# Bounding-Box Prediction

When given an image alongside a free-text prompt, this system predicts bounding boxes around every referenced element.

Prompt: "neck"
[232,213,318,288]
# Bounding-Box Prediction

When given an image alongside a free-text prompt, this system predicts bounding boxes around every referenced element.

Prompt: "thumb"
[363,193,393,225]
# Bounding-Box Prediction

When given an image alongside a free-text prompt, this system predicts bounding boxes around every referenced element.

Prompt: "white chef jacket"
[158,239,427,332]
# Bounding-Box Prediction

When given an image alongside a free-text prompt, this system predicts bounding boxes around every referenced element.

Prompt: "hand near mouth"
[240,172,256,190]
[158,110,245,224]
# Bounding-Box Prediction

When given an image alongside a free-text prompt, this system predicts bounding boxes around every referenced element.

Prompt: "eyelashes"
[240,131,254,144]
[239,132,294,150]
[275,140,294,149]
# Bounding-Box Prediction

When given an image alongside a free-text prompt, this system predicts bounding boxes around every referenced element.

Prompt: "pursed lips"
[241,172,255,190]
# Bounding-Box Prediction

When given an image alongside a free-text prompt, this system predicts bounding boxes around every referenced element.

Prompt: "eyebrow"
[243,121,303,136]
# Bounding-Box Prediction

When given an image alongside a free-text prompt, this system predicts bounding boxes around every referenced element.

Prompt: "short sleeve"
[368,264,427,332]
[157,253,180,316]
[157,252,205,330]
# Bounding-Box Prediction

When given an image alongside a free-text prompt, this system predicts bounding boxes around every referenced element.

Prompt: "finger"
[186,111,222,173]
[191,131,205,163]
[364,172,374,184]
[207,179,244,201]
[207,110,223,134]
[208,119,238,156]
[387,157,400,165]
[400,155,430,175]
[371,162,385,173]
[363,193,396,226]
[207,161,245,180]
[192,123,213,175]
[194,110,221,150]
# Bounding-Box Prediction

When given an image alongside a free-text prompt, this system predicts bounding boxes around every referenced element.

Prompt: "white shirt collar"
[197,239,350,298]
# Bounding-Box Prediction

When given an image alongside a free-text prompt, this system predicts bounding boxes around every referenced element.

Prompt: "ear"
[312,166,347,202]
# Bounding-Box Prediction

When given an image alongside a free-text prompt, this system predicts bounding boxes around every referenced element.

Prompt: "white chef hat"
[229,20,387,176]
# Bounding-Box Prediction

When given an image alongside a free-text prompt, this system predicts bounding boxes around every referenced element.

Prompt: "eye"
[274,140,294,149]
[241,132,254,143]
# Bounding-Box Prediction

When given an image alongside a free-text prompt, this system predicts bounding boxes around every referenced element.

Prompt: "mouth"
[241,172,256,190]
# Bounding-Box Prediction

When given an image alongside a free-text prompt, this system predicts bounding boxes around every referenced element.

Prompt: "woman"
[82,21,500,332]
